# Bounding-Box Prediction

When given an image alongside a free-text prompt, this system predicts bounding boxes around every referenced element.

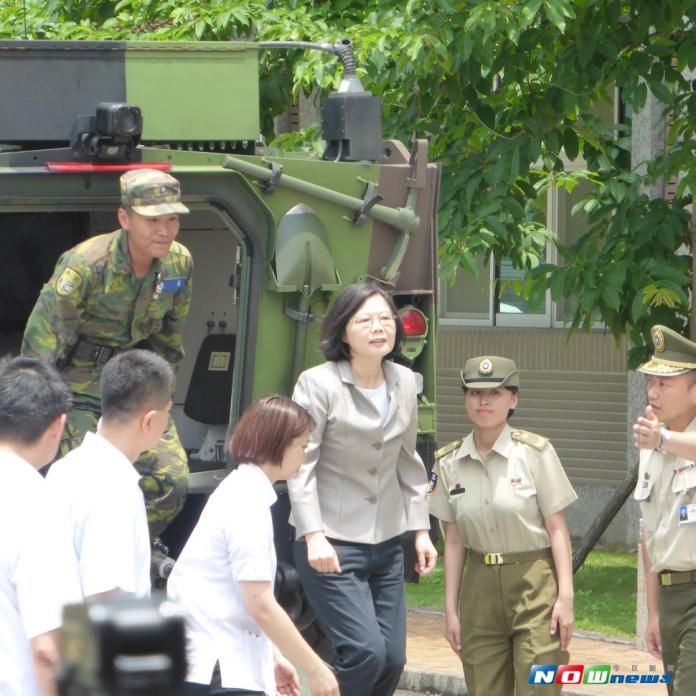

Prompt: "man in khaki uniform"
[428,356,577,696]
[634,325,696,695]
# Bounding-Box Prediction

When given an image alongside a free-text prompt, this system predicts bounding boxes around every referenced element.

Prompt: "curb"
[398,668,600,696]
[398,668,465,695]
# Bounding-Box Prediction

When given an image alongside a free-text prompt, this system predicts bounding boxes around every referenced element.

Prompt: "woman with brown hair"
[168,395,338,696]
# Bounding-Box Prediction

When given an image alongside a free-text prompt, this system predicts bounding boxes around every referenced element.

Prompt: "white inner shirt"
[357,381,390,423]
[46,431,151,598]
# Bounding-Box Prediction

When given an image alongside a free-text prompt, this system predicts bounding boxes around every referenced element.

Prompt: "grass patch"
[574,549,637,638]
[405,549,637,638]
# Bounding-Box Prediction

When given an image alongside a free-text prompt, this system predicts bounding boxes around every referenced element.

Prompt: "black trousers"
[181,663,264,695]
[293,535,407,696]
[181,684,263,695]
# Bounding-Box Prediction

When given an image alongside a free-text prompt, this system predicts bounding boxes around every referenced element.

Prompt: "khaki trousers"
[659,581,696,696]
[459,556,568,696]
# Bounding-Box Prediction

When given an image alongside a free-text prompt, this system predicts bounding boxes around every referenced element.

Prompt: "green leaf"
[550,270,566,301]
[601,283,621,311]
[484,215,507,236]
[527,280,547,310]
[510,147,520,179]
[459,32,475,62]
[608,179,626,203]
[520,0,543,29]
[630,292,645,322]
[633,81,648,110]
[544,0,566,33]
[563,128,579,160]
[647,80,674,105]
[459,250,480,277]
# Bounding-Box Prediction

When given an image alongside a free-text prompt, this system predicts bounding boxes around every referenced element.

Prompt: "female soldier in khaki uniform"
[428,356,577,695]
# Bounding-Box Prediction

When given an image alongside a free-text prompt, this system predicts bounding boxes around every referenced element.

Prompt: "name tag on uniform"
[449,484,466,496]
[678,503,696,525]
[156,277,187,293]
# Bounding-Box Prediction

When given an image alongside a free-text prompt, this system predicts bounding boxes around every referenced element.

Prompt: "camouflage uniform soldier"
[22,168,193,536]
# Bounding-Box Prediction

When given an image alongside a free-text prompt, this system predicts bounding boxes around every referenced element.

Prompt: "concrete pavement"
[300,608,667,695]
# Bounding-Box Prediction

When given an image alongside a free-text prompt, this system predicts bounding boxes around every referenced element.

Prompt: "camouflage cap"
[120,168,189,216]
[638,325,696,376]
[461,356,519,390]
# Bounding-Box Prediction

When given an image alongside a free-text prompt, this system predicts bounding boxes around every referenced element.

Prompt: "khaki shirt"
[288,360,430,544]
[428,424,577,553]
[635,417,696,573]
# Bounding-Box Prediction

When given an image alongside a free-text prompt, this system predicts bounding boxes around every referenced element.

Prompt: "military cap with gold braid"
[639,325,696,377]
[460,355,519,389]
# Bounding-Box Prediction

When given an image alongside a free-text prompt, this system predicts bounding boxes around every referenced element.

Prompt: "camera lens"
[117,107,140,135]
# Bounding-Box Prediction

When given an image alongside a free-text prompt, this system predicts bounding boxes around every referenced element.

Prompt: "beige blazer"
[288,360,430,544]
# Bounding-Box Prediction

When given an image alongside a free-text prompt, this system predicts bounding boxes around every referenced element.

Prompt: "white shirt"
[167,464,277,692]
[46,431,151,598]
[356,381,390,423]
[0,450,82,696]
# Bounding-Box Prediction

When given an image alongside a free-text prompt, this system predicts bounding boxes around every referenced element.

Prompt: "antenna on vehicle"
[23,0,28,38]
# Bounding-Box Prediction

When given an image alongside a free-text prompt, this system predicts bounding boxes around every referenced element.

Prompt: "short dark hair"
[100,350,174,424]
[319,283,404,361]
[229,394,314,466]
[0,356,72,444]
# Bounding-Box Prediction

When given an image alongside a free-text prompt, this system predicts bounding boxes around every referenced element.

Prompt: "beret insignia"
[652,327,665,353]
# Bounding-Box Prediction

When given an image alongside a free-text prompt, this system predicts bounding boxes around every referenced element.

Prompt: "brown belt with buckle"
[659,569,696,587]
[468,548,553,566]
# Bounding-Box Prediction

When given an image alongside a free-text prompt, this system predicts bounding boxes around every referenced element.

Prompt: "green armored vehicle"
[0,39,440,646]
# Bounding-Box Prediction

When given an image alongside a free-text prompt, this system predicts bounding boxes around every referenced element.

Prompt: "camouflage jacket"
[22,229,192,398]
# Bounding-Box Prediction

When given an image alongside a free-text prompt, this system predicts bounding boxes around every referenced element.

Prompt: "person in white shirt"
[168,394,339,696]
[0,356,82,696]
[47,349,174,600]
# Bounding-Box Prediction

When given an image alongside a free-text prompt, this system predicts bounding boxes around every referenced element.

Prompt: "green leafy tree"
[2,0,696,365]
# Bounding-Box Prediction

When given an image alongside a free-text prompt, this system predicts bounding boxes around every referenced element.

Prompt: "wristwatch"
[658,426,671,454]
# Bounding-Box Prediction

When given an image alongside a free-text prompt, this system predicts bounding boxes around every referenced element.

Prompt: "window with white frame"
[439,178,593,328]
[440,87,620,328]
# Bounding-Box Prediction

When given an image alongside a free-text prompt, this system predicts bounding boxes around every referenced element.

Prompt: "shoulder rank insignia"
[55,267,83,297]
[511,429,549,451]
[435,439,462,460]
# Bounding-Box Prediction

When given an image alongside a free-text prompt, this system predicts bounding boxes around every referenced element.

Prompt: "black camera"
[70,102,143,163]
[58,594,186,696]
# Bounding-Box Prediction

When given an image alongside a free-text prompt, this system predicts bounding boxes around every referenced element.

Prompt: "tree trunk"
[572,462,639,574]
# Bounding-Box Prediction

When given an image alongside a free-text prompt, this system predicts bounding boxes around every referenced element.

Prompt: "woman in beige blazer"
[288,283,437,696]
